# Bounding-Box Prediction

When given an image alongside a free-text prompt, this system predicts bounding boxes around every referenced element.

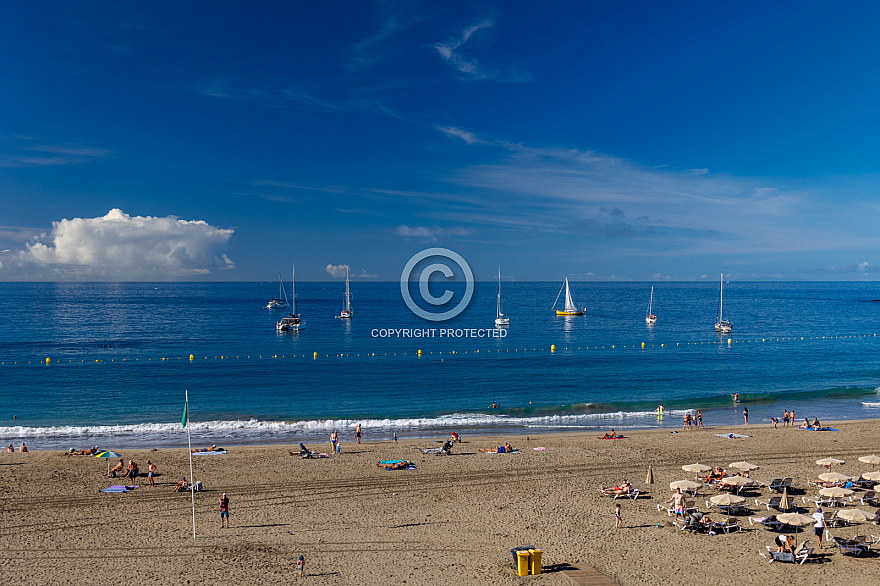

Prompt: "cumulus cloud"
[325,264,349,278]
[1,209,234,280]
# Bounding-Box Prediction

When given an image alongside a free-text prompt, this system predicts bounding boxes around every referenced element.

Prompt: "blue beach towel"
[101,485,139,493]
[191,449,227,455]
[714,433,750,439]
[800,427,838,432]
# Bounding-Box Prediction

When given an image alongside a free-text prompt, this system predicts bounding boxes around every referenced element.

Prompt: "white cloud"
[1,209,234,280]
[325,264,349,278]
[395,225,471,242]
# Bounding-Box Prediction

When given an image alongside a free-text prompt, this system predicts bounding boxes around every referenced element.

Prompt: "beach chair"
[823,510,848,528]
[781,478,795,490]
[418,440,453,455]
[761,542,813,564]
[750,515,784,531]
[767,479,785,492]
[853,476,875,489]
[832,536,870,556]
[298,443,317,458]
[613,488,640,500]
[657,500,697,516]
[860,491,880,507]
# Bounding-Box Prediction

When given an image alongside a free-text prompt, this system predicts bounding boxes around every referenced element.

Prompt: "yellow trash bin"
[516,551,530,576]
[529,549,542,575]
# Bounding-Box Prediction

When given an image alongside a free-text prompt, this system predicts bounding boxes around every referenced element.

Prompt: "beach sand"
[2,420,880,585]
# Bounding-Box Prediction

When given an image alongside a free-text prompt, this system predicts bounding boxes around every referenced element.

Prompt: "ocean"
[2,280,880,449]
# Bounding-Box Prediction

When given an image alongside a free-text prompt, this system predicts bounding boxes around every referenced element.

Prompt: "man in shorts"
[220,493,230,528]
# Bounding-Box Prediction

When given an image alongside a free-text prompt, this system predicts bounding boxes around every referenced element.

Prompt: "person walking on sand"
[146,460,157,487]
[742,406,749,425]
[219,493,230,528]
[615,503,622,529]
[355,423,362,444]
[813,507,828,548]
[297,554,305,577]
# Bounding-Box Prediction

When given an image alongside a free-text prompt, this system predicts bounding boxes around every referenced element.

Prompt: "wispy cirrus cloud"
[396,224,471,243]
[0,135,110,168]
[432,20,532,82]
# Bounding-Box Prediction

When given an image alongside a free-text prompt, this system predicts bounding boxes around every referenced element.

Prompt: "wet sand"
[2,420,880,585]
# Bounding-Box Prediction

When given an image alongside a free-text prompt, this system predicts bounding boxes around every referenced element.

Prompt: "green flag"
[182,400,188,428]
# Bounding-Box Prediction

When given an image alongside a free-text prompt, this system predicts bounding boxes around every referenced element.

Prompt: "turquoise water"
[2,281,880,448]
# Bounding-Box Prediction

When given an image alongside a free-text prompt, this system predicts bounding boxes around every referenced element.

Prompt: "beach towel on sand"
[714,433,750,439]
[101,485,139,493]
[191,449,227,455]
[800,427,838,432]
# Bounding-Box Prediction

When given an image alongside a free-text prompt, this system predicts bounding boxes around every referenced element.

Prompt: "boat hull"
[556,310,584,316]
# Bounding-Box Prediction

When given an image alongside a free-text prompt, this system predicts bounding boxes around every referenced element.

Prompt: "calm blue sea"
[2,281,880,449]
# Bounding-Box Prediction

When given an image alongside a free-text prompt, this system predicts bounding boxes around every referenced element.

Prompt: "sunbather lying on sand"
[192,445,223,453]
[480,442,515,453]
[68,446,99,456]
[384,461,411,470]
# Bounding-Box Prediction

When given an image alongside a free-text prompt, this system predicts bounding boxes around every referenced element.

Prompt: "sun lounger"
[613,488,641,500]
[756,496,782,510]
[860,491,880,507]
[761,542,813,564]
[658,500,697,516]
[713,502,751,516]
[780,478,795,490]
[832,536,870,556]
[823,510,849,528]
[750,515,784,531]
[766,479,784,492]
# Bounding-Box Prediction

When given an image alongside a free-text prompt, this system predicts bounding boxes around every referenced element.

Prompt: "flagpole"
[185,389,196,539]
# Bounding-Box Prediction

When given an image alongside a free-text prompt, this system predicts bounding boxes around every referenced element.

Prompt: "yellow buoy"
[45,357,50,364]
[189,354,194,361]
[313,352,318,359]
[641,342,645,348]
[417,349,422,356]
[550,345,555,352]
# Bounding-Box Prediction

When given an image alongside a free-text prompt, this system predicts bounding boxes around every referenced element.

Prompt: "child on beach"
[296,554,305,576]
[393,431,398,443]
[615,503,622,529]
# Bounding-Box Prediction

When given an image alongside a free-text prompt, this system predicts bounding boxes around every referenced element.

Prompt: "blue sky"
[3,1,880,282]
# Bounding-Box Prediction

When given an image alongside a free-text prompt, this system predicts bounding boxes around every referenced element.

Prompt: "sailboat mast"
[291,264,296,316]
[719,273,723,322]
[648,286,654,317]
[344,266,351,312]
[497,268,502,317]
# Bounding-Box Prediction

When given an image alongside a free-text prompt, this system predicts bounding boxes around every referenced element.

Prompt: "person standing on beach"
[783,410,789,427]
[615,503,622,529]
[126,460,138,486]
[666,488,687,521]
[393,431,398,443]
[697,411,704,428]
[297,554,305,576]
[330,430,338,454]
[355,423,362,444]
[146,460,157,487]
[742,407,748,425]
[790,409,795,426]
[219,493,230,528]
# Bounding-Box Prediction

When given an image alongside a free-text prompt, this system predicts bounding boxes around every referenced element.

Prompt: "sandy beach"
[2,420,880,585]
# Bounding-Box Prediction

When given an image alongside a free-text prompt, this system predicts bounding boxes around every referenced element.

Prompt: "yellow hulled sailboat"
[553,277,584,316]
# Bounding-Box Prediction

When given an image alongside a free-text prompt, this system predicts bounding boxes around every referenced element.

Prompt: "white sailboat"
[494,268,509,327]
[276,264,305,331]
[553,277,584,316]
[645,286,657,324]
[265,272,289,309]
[336,266,353,319]
[714,273,732,334]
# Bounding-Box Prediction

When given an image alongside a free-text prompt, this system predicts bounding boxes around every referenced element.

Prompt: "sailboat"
[645,286,657,324]
[336,266,353,319]
[494,268,509,327]
[265,272,290,309]
[714,273,732,334]
[553,277,584,316]
[276,264,305,331]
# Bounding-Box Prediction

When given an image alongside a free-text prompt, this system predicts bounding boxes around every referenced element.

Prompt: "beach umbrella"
[720,476,755,487]
[682,463,711,473]
[819,486,854,498]
[836,508,876,523]
[670,480,701,492]
[709,493,745,505]
[95,450,122,474]
[779,488,791,511]
[818,472,851,483]
[816,458,845,467]
[777,512,814,545]
[861,470,880,481]
[729,461,759,471]
[858,454,880,467]
[646,466,655,486]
